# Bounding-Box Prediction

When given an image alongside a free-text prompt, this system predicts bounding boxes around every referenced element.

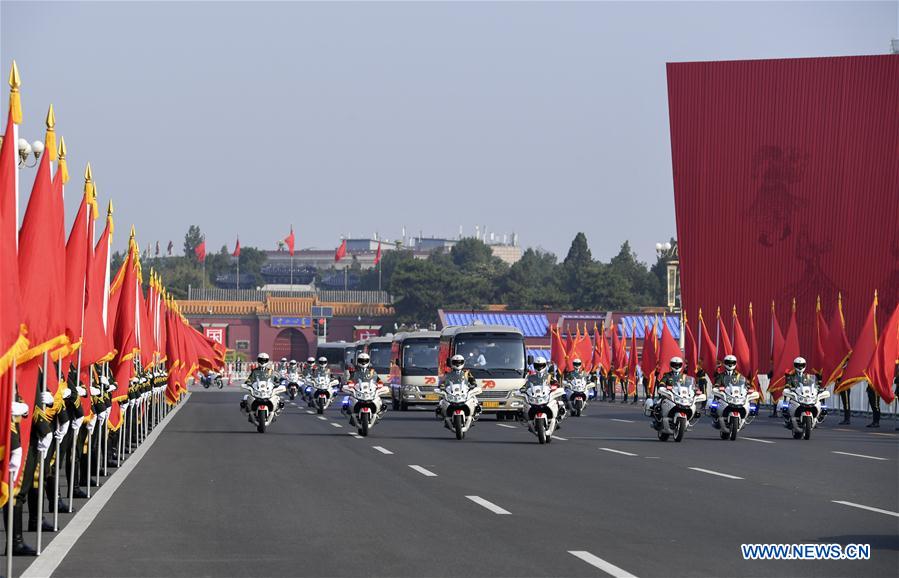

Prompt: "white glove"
[62,387,72,399]
[86,418,96,433]
[100,375,110,387]
[76,385,87,397]
[40,391,54,406]
[37,432,53,454]
[8,447,22,482]
[54,419,70,442]
[11,400,29,417]
[107,382,117,393]
[72,415,85,432]
[101,408,111,422]
[90,385,101,396]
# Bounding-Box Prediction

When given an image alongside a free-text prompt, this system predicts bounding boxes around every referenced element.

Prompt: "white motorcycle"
[240,379,287,433]
[518,382,566,444]
[342,379,389,436]
[708,374,760,440]
[644,375,706,442]
[313,375,339,414]
[564,376,593,417]
[436,380,483,440]
[780,375,830,440]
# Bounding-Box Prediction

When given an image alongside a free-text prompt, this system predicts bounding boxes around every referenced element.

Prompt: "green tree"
[501,248,564,309]
[183,225,203,262]
[238,246,268,288]
[389,259,452,324]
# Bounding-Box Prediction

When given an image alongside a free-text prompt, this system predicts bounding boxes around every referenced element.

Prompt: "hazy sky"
[2,1,896,262]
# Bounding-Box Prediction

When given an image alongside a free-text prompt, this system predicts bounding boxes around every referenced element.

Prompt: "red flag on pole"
[194,238,206,263]
[770,300,785,376]
[108,235,141,430]
[611,324,626,379]
[684,312,698,378]
[641,319,658,392]
[626,326,638,395]
[715,307,733,365]
[697,309,717,378]
[232,236,241,258]
[837,292,879,395]
[575,324,594,372]
[63,180,93,358]
[283,226,295,256]
[335,238,347,262]
[747,304,760,389]
[731,306,751,376]
[80,203,115,368]
[374,241,382,265]
[16,142,68,364]
[657,317,682,374]
[770,299,800,400]
[811,296,829,376]
[866,302,898,404]
[0,104,27,378]
[592,322,611,375]
[550,325,566,371]
[822,294,852,387]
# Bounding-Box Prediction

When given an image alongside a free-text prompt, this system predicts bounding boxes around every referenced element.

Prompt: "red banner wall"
[667,55,899,364]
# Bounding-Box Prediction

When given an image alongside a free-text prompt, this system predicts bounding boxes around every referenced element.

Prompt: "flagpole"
[36,352,49,554]
[378,258,382,293]
[53,361,61,530]
[236,255,240,291]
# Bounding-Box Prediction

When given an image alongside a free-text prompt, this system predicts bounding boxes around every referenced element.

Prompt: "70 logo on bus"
[481,380,497,389]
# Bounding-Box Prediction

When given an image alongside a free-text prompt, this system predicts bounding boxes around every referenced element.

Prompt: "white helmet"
[571,358,582,369]
[670,356,684,372]
[450,354,465,370]
[793,357,807,372]
[307,357,315,365]
[356,353,371,368]
[723,355,737,371]
[533,356,548,372]
[257,352,270,366]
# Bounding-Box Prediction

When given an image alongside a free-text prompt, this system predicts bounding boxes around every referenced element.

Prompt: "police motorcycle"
[644,359,706,442]
[285,361,301,400]
[517,357,566,444]
[564,362,593,417]
[435,378,483,441]
[779,357,830,440]
[301,357,317,407]
[340,354,389,436]
[313,375,340,414]
[708,360,759,440]
[240,377,287,433]
[200,370,223,389]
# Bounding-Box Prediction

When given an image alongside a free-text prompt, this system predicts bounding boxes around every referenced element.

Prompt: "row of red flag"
[0,62,225,506]
[193,231,381,265]
[550,294,897,404]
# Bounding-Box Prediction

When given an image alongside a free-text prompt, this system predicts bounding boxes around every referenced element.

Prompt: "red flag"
[770,300,785,375]
[715,307,733,365]
[747,304,760,389]
[837,292,878,394]
[611,324,626,378]
[563,327,575,372]
[811,296,829,376]
[684,312,698,378]
[822,294,852,387]
[374,241,382,265]
[550,325,566,371]
[194,238,206,263]
[866,302,898,404]
[657,317,682,374]
[63,186,93,359]
[626,326,638,395]
[284,226,295,256]
[0,106,27,378]
[335,238,347,262]
[770,300,800,400]
[592,322,611,374]
[640,319,658,392]
[80,204,115,367]
[731,306,751,376]
[16,145,68,363]
[232,236,241,258]
[108,238,141,430]
[697,309,716,377]
[575,324,594,372]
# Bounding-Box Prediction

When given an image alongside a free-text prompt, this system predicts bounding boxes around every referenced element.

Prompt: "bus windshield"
[318,347,345,367]
[402,339,439,376]
[367,343,393,373]
[344,348,356,367]
[454,335,525,378]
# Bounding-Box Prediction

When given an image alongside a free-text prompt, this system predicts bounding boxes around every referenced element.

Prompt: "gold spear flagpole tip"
[8,60,20,89]
[58,136,67,158]
[8,60,22,124]
[46,104,55,128]
[107,199,113,215]
[84,162,93,181]
[130,224,136,238]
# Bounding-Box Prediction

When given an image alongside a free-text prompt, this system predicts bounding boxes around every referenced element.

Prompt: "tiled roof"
[617,315,681,340]
[527,349,551,361]
[443,313,549,337]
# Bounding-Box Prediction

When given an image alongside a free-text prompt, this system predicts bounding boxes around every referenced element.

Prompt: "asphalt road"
[18,388,899,578]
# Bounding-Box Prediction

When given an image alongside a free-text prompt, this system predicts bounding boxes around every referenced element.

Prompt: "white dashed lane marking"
[610,418,635,423]
[372,446,393,455]
[743,437,775,444]
[466,495,511,515]
[408,465,438,477]
[330,422,342,428]
[599,447,638,457]
[496,423,517,429]
[568,551,639,578]
[688,467,743,480]
[832,451,887,461]
[832,500,899,518]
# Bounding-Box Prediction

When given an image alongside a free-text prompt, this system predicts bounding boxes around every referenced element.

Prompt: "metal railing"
[186,286,392,303]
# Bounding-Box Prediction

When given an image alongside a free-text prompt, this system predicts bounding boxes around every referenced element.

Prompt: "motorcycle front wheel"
[536,419,546,444]
[729,415,739,441]
[257,412,266,433]
[360,412,369,436]
[453,413,464,440]
[802,415,812,440]
[673,417,686,442]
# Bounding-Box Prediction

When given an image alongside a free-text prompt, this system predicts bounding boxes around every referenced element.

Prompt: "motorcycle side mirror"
[527,355,534,366]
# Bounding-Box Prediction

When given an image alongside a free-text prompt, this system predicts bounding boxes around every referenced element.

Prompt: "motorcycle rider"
[349,353,380,385]
[652,357,696,419]
[302,357,316,379]
[713,355,743,388]
[241,353,282,412]
[313,356,331,379]
[438,355,481,419]
[782,356,822,426]
[521,357,566,422]
[563,358,594,404]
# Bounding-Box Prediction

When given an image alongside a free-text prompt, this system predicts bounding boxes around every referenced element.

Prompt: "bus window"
[401,339,439,376]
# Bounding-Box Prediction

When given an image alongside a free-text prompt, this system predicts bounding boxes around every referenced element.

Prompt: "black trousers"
[866,386,881,423]
[840,390,851,421]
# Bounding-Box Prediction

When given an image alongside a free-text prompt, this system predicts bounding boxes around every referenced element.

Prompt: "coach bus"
[388,331,441,411]
[315,341,357,384]
[437,325,528,420]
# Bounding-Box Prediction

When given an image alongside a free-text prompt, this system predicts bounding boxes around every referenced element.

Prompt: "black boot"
[3,502,36,556]
[866,420,880,428]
